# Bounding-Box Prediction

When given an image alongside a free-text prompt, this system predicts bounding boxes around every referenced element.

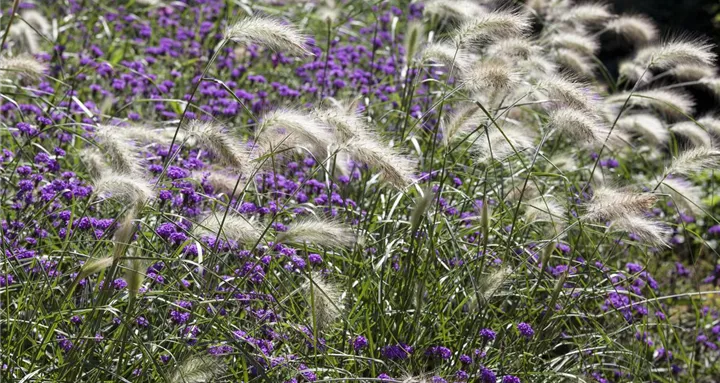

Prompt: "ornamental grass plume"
[606,89,695,118]
[670,64,716,80]
[423,0,488,23]
[553,48,596,77]
[255,109,332,158]
[670,122,713,148]
[537,76,599,113]
[303,271,343,331]
[420,41,472,72]
[549,107,608,143]
[560,3,613,25]
[0,54,47,80]
[348,135,416,188]
[473,126,535,162]
[461,61,520,94]
[440,104,482,146]
[616,114,669,145]
[95,126,142,176]
[667,146,720,176]
[185,120,250,172]
[604,15,658,44]
[549,33,600,56]
[633,38,716,70]
[195,212,262,245]
[80,148,108,180]
[94,173,153,206]
[585,187,658,221]
[610,215,671,247]
[192,171,245,197]
[453,10,531,48]
[486,38,537,60]
[660,177,704,215]
[275,219,355,248]
[170,355,226,383]
[224,16,312,56]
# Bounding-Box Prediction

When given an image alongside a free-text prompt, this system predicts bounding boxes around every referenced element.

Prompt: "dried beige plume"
[440,104,483,146]
[486,38,537,60]
[80,148,108,180]
[95,126,142,175]
[420,41,471,72]
[0,54,47,80]
[193,171,245,197]
[553,48,595,77]
[350,138,416,188]
[698,116,720,135]
[549,107,608,143]
[453,10,531,48]
[115,125,178,145]
[195,213,262,245]
[634,38,716,70]
[170,355,226,383]
[313,103,369,143]
[560,3,613,25]
[610,215,670,247]
[616,114,668,145]
[225,16,311,56]
[461,61,520,94]
[185,120,249,173]
[94,173,153,206]
[303,272,343,331]
[404,20,426,65]
[549,33,599,56]
[537,76,599,112]
[423,0,487,22]
[585,187,658,220]
[660,177,704,215]
[524,196,566,231]
[606,89,695,118]
[473,126,535,162]
[77,257,115,281]
[618,61,653,85]
[605,15,658,44]
[667,146,720,176]
[670,64,715,80]
[699,77,720,99]
[670,122,713,148]
[477,267,511,303]
[275,219,355,248]
[256,109,332,158]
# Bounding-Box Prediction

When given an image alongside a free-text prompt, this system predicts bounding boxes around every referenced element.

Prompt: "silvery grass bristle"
[660,177,705,215]
[275,219,355,248]
[423,0,488,23]
[194,212,262,245]
[347,135,416,188]
[618,61,654,85]
[420,41,472,73]
[303,271,343,331]
[668,146,720,176]
[473,127,535,162]
[553,48,596,77]
[255,109,332,158]
[477,267,512,304]
[670,122,713,148]
[313,102,370,143]
[698,115,720,134]
[634,37,717,70]
[80,148,108,180]
[192,171,245,197]
[453,10,531,48]
[77,257,115,282]
[549,32,600,56]
[184,119,250,173]
[610,215,671,247]
[94,173,153,206]
[670,64,716,80]
[440,104,482,146]
[616,114,669,145]
[403,20,426,66]
[606,89,695,118]
[537,76,600,113]
[584,187,658,221]
[524,196,567,234]
[559,3,613,25]
[0,54,47,80]
[19,9,51,37]
[170,355,226,383]
[485,38,537,60]
[549,107,608,143]
[604,15,659,44]
[95,125,142,175]
[461,61,521,94]
[224,16,312,56]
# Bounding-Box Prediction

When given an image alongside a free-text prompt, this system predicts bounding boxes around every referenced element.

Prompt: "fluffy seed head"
[95,125,142,175]
[256,109,332,158]
[194,171,245,197]
[94,173,153,206]
[453,11,531,48]
[441,104,483,146]
[549,107,607,143]
[185,120,249,173]
[553,48,595,77]
[195,213,262,245]
[524,196,566,233]
[423,0,488,22]
[660,177,704,215]
[670,122,713,148]
[421,42,471,72]
[538,76,599,112]
[698,115,720,135]
[618,61,653,85]
[605,15,658,44]
[486,38,537,60]
[610,215,670,247]
[275,219,355,248]
[607,89,695,118]
[0,54,47,80]
[585,187,658,220]
[560,3,613,25]
[303,272,343,331]
[668,146,720,176]
[616,114,668,145]
[670,64,715,80]
[80,148,108,180]
[461,61,520,94]
[474,127,536,162]
[225,16,311,56]
[403,20,426,65]
[634,38,716,70]
[350,138,416,188]
[170,355,226,383]
[549,33,599,55]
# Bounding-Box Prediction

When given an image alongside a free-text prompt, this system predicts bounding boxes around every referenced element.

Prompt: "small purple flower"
[480,367,497,383]
[517,322,534,339]
[502,376,521,383]
[353,335,368,351]
[479,328,496,341]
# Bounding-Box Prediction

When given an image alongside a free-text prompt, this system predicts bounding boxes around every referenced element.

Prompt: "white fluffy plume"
[225,16,311,56]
